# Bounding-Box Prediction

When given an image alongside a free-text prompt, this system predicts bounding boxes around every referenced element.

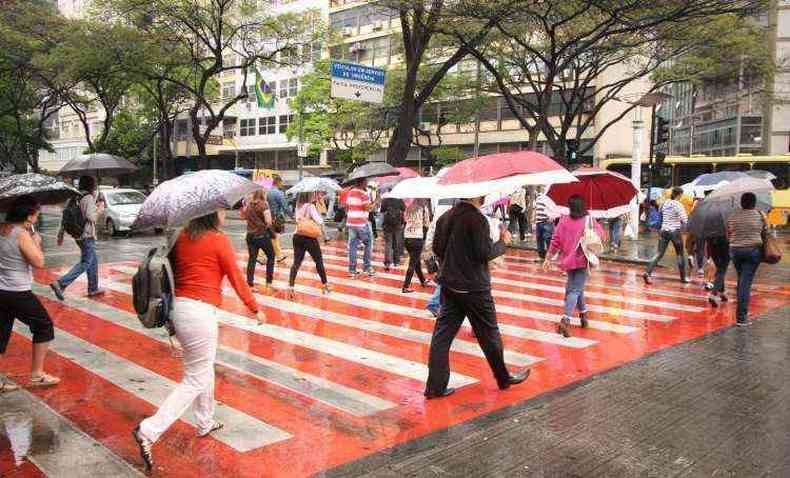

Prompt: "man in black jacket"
[425,197,530,399]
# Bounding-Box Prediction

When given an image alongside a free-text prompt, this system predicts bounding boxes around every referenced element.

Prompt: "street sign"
[330,61,385,104]
[297,143,309,158]
[207,135,224,145]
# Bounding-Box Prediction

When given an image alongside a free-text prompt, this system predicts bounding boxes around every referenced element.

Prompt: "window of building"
[222,82,236,99]
[240,118,256,137]
[279,114,292,134]
[259,116,276,135]
[288,78,298,97]
[279,81,288,99]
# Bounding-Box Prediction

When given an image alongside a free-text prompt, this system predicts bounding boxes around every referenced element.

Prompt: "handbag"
[580,215,603,269]
[295,205,322,239]
[760,213,782,264]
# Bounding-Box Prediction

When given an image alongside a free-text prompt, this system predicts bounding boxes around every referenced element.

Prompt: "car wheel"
[106,219,117,237]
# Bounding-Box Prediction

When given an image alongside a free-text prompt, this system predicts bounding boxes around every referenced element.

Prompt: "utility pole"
[473,60,482,159]
[631,107,644,241]
[297,98,305,180]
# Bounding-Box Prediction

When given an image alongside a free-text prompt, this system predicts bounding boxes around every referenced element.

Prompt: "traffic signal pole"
[648,104,656,198]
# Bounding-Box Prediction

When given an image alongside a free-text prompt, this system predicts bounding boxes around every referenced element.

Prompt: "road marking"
[0,383,144,478]
[32,284,395,417]
[12,326,292,452]
[85,277,477,390]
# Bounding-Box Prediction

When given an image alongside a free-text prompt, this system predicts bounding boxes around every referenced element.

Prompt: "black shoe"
[132,425,154,474]
[708,295,718,308]
[402,288,415,294]
[736,320,753,327]
[579,312,589,329]
[499,368,531,390]
[424,388,456,400]
[642,273,652,285]
[557,317,571,338]
[50,282,65,301]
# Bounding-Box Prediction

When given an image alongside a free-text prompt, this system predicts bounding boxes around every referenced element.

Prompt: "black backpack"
[383,200,403,228]
[61,195,87,239]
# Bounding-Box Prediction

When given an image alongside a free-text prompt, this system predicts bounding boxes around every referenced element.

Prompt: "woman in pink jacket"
[543,195,605,338]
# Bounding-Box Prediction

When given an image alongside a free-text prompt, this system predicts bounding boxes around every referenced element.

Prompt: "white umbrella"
[286,177,341,196]
[382,177,439,199]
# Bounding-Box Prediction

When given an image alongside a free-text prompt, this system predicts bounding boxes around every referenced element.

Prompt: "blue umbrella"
[286,177,341,196]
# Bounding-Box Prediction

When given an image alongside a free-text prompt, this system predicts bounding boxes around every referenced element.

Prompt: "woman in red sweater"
[133,210,263,473]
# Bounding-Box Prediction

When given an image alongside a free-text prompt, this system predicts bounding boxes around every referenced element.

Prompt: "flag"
[255,68,275,109]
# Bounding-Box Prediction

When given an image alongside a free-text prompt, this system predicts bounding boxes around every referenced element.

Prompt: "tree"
[455,0,765,165]
[96,0,318,168]
[379,0,530,164]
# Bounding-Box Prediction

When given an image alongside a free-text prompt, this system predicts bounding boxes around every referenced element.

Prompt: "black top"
[380,197,406,229]
[433,202,506,292]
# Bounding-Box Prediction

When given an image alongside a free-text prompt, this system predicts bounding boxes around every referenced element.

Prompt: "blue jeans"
[731,246,761,323]
[646,230,686,279]
[609,217,622,249]
[58,238,99,293]
[427,285,442,314]
[563,268,589,318]
[348,225,372,273]
[536,222,554,259]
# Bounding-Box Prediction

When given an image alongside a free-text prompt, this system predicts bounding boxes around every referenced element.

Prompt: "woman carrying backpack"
[133,210,264,474]
[0,196,59,391]
[543,195,605,338]
[288,192,330,299]
[401,199,431,293]
[242,190,276,293]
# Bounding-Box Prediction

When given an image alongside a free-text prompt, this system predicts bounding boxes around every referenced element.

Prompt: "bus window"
[675,163,714,185]
[715,162,751,172]
[605,164,631,177]
[759,162,789,190]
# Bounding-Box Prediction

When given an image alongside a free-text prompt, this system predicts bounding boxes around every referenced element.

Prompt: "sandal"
[0,381,20,393]
[197,421,224,438]
[286,287,296,300]
[28,373,60,388]
[322,285,332,295]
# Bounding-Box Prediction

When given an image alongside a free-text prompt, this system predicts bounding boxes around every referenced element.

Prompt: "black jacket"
[433,202,506,292]
[380,197,405,230]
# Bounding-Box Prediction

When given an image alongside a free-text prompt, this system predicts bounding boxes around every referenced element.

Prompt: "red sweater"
[172,230,258,313]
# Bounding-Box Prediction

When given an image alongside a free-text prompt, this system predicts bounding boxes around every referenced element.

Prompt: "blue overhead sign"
[330,61,386,104]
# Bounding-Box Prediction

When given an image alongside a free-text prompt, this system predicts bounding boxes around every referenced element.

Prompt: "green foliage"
[433,146,465,168]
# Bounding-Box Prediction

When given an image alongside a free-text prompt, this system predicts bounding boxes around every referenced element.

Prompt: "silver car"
[97,188,146,236]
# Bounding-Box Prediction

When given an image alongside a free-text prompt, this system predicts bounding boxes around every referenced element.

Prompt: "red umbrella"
[547,167,638,218]
[438,151,570,185]
[374,167,419,188]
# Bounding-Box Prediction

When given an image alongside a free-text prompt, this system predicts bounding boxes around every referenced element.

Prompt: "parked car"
[97,188,147,236]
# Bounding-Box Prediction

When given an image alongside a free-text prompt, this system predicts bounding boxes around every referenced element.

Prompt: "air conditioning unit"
[372,21,384,31]
[341,27,354,37]
[349,42,365,54]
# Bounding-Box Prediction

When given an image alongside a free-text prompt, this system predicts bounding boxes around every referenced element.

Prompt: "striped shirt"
[345,188,370,228]
[727,209,765,248]
[659,199,687,232]
[535,194,555,224]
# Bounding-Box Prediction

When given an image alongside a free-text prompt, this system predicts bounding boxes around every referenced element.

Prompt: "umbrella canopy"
[59,153,138,178]
[547,167,638,219]
[744,170,777,181]
[373,167,419,188]
[382,177,439,199]
[343,162,399,185]
[435,151,575,199]
[693,171,749,188]
[132,170,262,230]
[688,181,773,239]
[286,177,341,196]
[0,173,80,212]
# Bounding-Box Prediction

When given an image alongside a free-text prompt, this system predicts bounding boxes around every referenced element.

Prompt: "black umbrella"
[343,162,399,186]
[58,153,138,180]
[0,173,80,212]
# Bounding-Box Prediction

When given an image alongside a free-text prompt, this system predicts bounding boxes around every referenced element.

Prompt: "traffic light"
[566,139,578,164]
[656,117,670,144]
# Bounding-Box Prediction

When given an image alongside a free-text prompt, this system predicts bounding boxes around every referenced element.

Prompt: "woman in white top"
[289,192,330,298]
[0,196,59,391]
[401,199,432,293]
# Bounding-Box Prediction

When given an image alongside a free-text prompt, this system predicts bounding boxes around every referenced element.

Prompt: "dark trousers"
[646,230,686,279]
[508,209,528,240]
[0,290,55,354]
[383,225,403,267]
[731,246,761,323]
[369,211,378,238]
[426,288,510,394]
[403,238,425,289]
[246,233,275,285]
[290,234,328,286]
[706,237,730,293]
[536,222,554,259]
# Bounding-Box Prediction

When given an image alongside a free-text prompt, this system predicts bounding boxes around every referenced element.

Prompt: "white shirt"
[660,199,687,232]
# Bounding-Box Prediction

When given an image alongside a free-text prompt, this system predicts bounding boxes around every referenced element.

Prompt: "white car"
[97,188,146,236]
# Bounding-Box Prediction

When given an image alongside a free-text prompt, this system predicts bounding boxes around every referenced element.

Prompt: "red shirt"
[172,230,258,313]
[345,187,370,228]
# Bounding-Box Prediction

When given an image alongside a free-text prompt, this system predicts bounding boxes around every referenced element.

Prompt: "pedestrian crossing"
[2,241,787,477]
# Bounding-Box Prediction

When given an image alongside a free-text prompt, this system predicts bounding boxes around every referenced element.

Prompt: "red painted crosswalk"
[2,241,788,477]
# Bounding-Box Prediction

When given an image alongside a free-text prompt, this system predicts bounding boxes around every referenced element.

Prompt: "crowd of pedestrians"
[0,171,780,474]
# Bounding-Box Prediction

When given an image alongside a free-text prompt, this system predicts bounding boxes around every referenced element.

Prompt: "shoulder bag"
[295,205,322,239]
[580,215,603,269]
[761,213,782,264]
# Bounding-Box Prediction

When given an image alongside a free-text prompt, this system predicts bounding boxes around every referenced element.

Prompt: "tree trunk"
[527,128,539,151]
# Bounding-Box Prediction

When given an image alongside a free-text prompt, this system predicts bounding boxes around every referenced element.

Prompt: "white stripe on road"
[12,325,292,453]
[90,277,477,390]
[0,384,144,478]
[32,284,394,417]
